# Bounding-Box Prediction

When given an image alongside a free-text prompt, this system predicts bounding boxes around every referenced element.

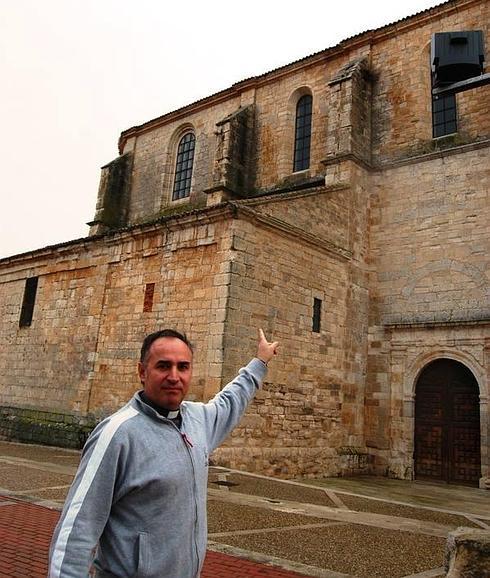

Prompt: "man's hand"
[257,328,279,365]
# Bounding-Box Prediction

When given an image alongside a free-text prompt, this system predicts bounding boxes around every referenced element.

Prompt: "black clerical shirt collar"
[140,391,181,420]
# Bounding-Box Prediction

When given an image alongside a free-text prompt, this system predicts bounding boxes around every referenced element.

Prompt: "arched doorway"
[414,358,481,486]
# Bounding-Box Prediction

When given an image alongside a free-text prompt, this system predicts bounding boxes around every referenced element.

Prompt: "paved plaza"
[0,441,489,577]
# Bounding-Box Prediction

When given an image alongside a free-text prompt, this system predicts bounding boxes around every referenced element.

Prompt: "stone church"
[0,0,488,488]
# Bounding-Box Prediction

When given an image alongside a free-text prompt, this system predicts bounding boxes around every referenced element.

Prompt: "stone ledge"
[445,527,490,577]
[0,406,96,450]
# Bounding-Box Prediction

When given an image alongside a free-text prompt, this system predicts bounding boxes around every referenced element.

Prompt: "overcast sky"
[0,0,445,259]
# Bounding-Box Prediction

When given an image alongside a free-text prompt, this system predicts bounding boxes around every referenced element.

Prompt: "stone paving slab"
[306,476,490,518]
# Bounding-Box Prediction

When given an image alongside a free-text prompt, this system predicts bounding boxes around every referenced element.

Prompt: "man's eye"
[178,364,190,371]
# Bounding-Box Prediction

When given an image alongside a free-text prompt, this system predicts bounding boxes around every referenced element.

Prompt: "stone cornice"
[0,198,352,280]
[235,181,349,208]
[0,204,234,271]
[322,153,374,172]
[377,138,490,171]
[322,138,490,173]
[385,318,490,329]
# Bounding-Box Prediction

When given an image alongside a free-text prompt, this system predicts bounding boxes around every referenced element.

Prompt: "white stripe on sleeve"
[49,406,139,578]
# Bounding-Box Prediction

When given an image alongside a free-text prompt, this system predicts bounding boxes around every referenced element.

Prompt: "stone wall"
[0,250,106,414]
[0,0,488,481]
[0,212,235,420]
[211,167,370,477]
[93,1,489,233]
[370,0,489,162]
[366,142,490,481]
[372,146,489,327]
[0,406,95,449]
[214,216,357,477]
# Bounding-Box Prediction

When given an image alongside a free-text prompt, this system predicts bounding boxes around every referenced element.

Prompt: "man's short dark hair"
[140,329,193,363]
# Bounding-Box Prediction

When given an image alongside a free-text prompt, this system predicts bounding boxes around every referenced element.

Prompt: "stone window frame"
[276,87,314,180]
[172,131,196,201]
[293,93,313,172]
[161,123,197,208]
[290,87,313,174]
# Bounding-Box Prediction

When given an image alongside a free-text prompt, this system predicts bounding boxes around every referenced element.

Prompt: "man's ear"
[137,362,146,385]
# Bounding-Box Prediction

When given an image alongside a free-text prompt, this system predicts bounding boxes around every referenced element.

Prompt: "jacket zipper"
[182,432,193,447]
[179,422,200,577]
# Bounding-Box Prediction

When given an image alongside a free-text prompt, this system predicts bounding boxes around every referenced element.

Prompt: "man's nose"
[167,365,179,381]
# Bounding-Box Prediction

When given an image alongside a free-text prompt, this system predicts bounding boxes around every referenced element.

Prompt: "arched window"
[172,132,195,200]
[293,94,312,172]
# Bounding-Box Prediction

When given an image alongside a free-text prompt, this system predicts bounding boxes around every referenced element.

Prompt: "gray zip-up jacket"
[49,358,266,578]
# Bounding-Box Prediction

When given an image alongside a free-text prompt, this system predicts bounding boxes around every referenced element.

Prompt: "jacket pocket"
[136,532,150,577]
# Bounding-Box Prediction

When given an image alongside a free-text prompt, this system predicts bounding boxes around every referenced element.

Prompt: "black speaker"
[431,31,485,86]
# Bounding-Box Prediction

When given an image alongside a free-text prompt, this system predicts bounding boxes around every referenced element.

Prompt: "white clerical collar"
[139,391,181,420]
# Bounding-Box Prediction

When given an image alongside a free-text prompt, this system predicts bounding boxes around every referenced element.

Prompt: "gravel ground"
[213,474,335,507]
[0,464,73,492]
[0,441,80,466]
[207,499,330,533]
[339,494,480,529]
[217,523,446,577]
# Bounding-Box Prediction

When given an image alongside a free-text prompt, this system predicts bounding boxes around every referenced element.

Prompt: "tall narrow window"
[19,277,38,328]
[432,93,457,137]
[312,297,322,333]
[293,94,312,172]
[172,132,195,200]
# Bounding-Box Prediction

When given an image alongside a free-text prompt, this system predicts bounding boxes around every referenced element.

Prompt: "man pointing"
[49,328,279,578]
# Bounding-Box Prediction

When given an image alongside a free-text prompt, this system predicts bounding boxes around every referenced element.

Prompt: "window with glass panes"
[293,95,312,172]
[432,93,457,138]
[172,132,195,200]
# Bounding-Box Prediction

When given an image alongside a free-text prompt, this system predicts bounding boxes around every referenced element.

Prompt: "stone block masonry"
[0,0,488,483]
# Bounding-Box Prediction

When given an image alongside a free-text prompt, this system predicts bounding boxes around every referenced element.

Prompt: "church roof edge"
[118,0,467,152]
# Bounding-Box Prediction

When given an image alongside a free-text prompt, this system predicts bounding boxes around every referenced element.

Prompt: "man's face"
[138,337,193,410]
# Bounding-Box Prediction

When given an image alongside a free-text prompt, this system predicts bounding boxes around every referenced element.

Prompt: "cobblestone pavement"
[1,441,489,577]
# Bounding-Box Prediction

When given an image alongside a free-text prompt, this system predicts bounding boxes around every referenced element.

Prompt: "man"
[49,328,278,578]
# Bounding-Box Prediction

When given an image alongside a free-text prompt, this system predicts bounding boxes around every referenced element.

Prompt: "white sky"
[0,0,445,259]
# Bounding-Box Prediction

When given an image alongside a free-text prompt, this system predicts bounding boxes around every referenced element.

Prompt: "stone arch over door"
[414,358,481,486]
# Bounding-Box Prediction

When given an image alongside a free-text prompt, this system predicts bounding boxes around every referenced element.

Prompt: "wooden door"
[414,359,481,486]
